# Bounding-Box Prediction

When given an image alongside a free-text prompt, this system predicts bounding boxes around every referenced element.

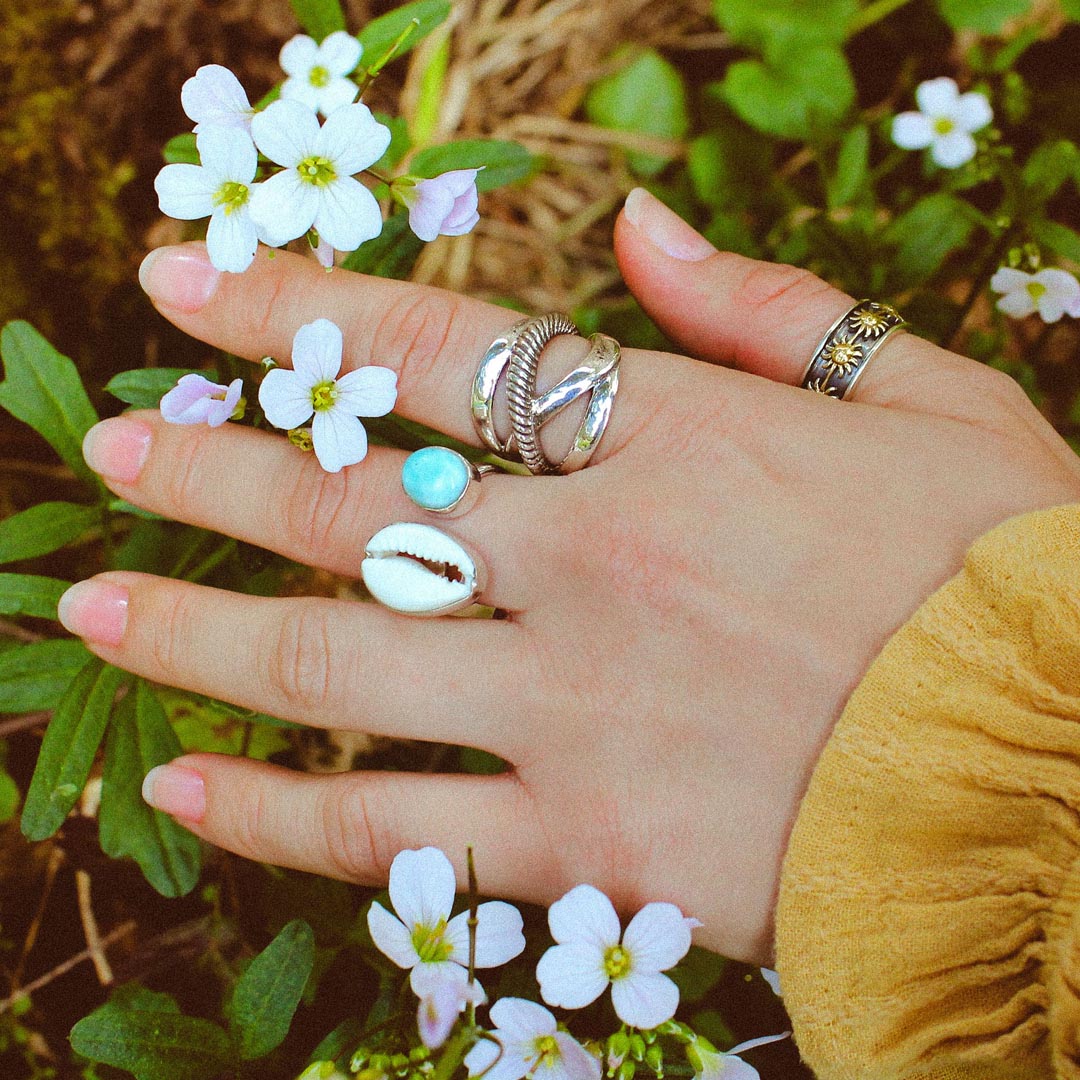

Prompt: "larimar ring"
[799,300,907,400]
[401,446,494,516]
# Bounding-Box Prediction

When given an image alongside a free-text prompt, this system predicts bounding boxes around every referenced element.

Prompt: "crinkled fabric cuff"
[775,505,1080,1080]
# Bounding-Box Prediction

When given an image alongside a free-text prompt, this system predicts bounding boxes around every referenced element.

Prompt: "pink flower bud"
[404,169,482,242]
[160,373,243,427]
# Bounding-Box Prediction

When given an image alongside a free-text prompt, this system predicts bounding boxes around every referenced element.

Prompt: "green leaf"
[161,690,292,761]
[1065,0,1080,18]
[0,321,99,486]
[1022,139,1080,203]
[357,0,451,69]
[21,660,125,841]
[106,368,217,409]
[828,124,870,209]
[585,48,689,176]
[667,946,727,1004]
[713,0,858,49]
[883,193,978,288]
[1032,219,1080,265]
[0,502,100,565]
[408,140,535,192]
[228,920,314,1059]
[288,0,346,42]
[720,44,854,140]
[0,639,93,713]
[938,0,1032,33]
[99,682,202,898]
[163,133,199,165]
[0,767,18,823]
[70,993,233,1080]
[0,573,71,619]
[340,212,424,279]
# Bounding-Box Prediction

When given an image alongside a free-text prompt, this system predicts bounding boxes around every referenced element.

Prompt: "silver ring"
[401,445,494,516]
[799,300,907,399]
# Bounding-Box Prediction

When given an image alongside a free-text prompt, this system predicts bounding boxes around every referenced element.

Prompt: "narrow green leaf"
[408,140,535,192]
[1032,219,1080,265]
[828,125,870,209]
[228,920,315,1059]
[100,682,202,898]
[937,0,1031,33]
[70,997,233,1080]
[357,0,451,68]
[106,368,217,409]
[0,639,93,713]
[21,660,125,841]
[340,212,424,279]
[883,193,978,287]
[163,133,199,165]
[713,0,858,50]
[0,573,70,619]
[0,321,99,485]
[288,0,346,42]
[0,768,18,823]
[0,502,100,565]
[1022,140,1080,202]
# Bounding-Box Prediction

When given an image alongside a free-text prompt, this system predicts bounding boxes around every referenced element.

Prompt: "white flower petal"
[891,112,934,150]
[995,289,1037,319]
[990,267,1032,294]
[312,407,368,472]
[536,943,608,1009]
[466,1040,528,1080]
[318,31,363,75]
[318,103,392,176]
[930,130,976,169]
[389,847,457,931]
[248,169,319,246]
[409,960,471,998]
[279,34,319,77]
[367,901,420,969]
[489,998,558,1041]
[317,77,360,117]
[292,318,343,384]
[181,65,252,132]
[443,902,525,968]
[464,1037,502,1079]
[547,884,621,949]
[313,176,383,252]
[1036,294,1069,323]
[760,968,782,996]
[259,367,315,429]
[550,1032,601,1080]
[955,91,992,133]
[334,365,398,416]
[726,1033,790,1056]
[280,76,322,112]
[622,903,695,974]
[251,99,320,167]
[609,971,680,1030]
[409,184,456,242]
[196,126,257,184]
[155,164,216,220]
[706,1056,760,1080]
[206,207,258,273]
[915,76,959,116]
[1033,268,1080,301]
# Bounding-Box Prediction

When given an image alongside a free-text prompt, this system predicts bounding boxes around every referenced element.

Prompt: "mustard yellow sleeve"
[774,504,1080,1080]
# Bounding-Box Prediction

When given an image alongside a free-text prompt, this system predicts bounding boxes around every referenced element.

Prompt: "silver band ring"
[799,300,907,400]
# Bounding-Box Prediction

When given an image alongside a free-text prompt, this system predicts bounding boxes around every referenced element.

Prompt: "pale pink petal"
[389,847,457,931]
[550,1032,602,1080]
[312,233,336,268]
[622,903,695,974]
[441,193,479,236]
[160,374,220,424]
[280,75,322,112]
[318,31,363,76]
[318,103,392,176]
[547,884,621,949]
[409,960,471,998]
[463,1037,503,1078]
[610,970,680,1029]
[444,902,525,968]
[204,378,243,426]
[915,76,959,116]
[995,289,1037,319]
[196,126,257,185]
[891,111,934,150]
[727,1033,790,1056]
[334,365,398,416]
[313,176,383,252]
[206,207,258,273]
[990,267,1033,294]
[313,406,367,472]
[155,164,216,220]
[465,1039,527,1080]
[760,968,782,996]
[955,91,992,133]
[259,367,315,429]
[279,34,319,78]
[251,99,320,168]
[367,901,420,969]
[440,168,482,198]
[931,130,976,168]
[408,183,456,242]
[489,998,557,1041]
[292,318,343,384]
[706,1056,760,1080]
[536,943,608,1009]
[316,77,360,117]
[248,169,319,246]
[418,977,482,1049]
[181,65,252,132]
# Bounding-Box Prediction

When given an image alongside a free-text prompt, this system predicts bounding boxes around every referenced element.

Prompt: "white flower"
[280,31,362,117]
[687,1034,790,1080]
[463,999,601,1080]
[760,968,781,997]
[181,65,254,134]
[418,975,486,1050]
[891,77,992,168]
[248,99,390,252]
[366,847,526,997]
[535,884,699,1030]
[990,266,1080,323]
[155,127,262,273]
[258,318,397,473]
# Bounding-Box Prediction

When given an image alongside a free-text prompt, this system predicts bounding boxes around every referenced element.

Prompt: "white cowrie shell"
[361,522,485,616]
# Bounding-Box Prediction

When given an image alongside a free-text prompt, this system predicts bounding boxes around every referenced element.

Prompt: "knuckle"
[254,273,289,341]
[235,778,272,859]
[367,289,465,393]
[163,430,216,513]
[265,602,344,716]
[282,454,359,556]
[148,587,200,680]
[731,262,838,328]
[318,777,391,883]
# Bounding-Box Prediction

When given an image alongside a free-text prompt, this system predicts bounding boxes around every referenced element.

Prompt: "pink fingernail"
[624,187,717,262]
[57,580,129,646]
[139,245,222,313]
[83,418,152,483]
[142,764,206,823]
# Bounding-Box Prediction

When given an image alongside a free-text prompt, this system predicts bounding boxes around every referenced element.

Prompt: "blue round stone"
[402,446,470,511]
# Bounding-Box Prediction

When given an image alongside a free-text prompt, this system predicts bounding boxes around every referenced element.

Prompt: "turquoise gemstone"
[402,446,470,511]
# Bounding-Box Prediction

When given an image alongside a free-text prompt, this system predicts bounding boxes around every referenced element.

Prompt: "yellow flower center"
[933,116,955,136]
[1027,281,1047,302]
[213,180,249,215]
[308,64,331,88]
[604,945,632,980]
[532,1035,560,1070]
[297,155,337,187]
[411,919,453,963]
[310,381,338,412]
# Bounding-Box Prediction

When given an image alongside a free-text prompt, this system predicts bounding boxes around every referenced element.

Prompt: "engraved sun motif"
[820,337,863,376]
[805,377,838,396]
[848,305,897,337]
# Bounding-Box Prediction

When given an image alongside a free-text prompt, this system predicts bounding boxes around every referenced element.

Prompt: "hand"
[58,189,1080,965]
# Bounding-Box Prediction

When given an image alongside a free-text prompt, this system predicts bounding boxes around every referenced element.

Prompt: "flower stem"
[466,846,478,1026]
[185,538,238,584]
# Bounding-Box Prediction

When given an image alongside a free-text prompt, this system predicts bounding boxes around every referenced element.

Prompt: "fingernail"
[624,187,717,262]
[83,417,152,483]
[139,246,221,313]
[142,763,206,823]
[57,579,129,646]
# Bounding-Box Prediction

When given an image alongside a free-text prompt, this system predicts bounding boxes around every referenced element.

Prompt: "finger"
[614,187,983,414]
[58,572,531,757]
[138,242,686,463]
[142,753,549,896]
[84,411,552,612]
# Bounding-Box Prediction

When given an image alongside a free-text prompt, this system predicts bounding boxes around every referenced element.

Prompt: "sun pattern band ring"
[799,300,908,400]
